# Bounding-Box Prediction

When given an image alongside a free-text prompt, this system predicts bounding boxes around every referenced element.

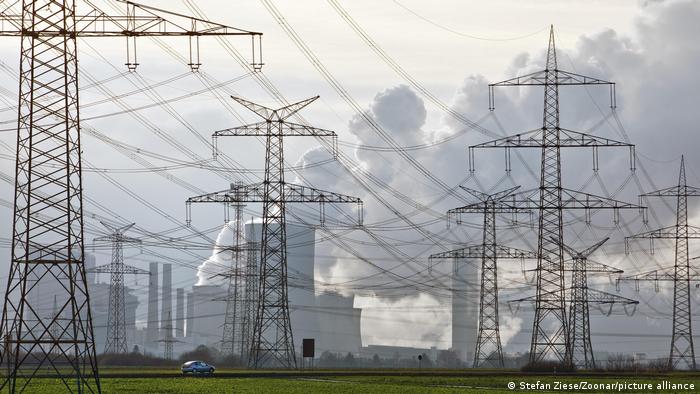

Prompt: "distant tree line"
[99,345,668,372]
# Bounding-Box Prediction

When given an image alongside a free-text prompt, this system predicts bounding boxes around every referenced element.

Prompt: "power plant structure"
[161,264,173,342]
[180,218,364,364]
[146,263,160,349]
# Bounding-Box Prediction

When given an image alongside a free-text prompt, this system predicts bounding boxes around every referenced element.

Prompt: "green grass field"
[5,369,700,393]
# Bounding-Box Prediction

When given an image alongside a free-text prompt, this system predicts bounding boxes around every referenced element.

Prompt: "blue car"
[181,360,216,375]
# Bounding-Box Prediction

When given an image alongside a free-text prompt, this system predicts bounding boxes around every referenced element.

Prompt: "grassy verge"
[4,370,700,393]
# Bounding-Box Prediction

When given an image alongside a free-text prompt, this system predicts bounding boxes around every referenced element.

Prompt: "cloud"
[196,221,236,286]
[296,0,700,356]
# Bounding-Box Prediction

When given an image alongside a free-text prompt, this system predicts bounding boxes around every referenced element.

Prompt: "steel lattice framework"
[469,26,636,366]
[558,238,636,369]
[91,222,146,355]
[220,197,247,358]
[522,238,631,370]
[0,1,262,391]
[512,236,638,370]
[156,312,179,360]
[187,184,254,359]
[430,186,536,368]
[620,157,700,370]
[193,96,363,368]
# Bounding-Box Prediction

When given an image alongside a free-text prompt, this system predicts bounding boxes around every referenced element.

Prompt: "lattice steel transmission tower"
[194,96,363,368]
[557,238,637,369]
[92,222,147,355]
[469,25,636,366]
[430,186,536,368]
[220,197,247,358]
[187,184,252,358]
[620,156,700,370]
[0,1,262,390]
[512,266,638,371]
[156,312,179,360]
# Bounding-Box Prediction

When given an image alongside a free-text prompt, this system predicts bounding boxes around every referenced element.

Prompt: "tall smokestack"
[186,291,194,337]
[146,262,159,347]
[176,288,185,337]
[161,263,172,339]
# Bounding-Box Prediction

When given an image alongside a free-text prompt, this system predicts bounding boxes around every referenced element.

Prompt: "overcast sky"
[0,0,699,358]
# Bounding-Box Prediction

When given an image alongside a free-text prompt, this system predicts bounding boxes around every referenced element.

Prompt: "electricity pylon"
[522,237,632,369]
[429,186,537,368]
[557,238,636,369]
[187,183,252,358]
[620,156,700,370]
[92,222,147,355]
[511,280,638,370]
[156,312,180,360]
[220,196,247,359]
[192,96,363,368]
[469,25,636,366]
[0,1,262,391]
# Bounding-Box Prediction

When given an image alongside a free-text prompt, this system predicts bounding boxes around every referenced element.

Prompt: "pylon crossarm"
[93,235,142,244]
[641,185,700,198]
[558,128,632,147]
[429,244,537,260]
[510,188,643,221]
[574,259,623,275]
[524,258,623,275]
[99,221,136,234]
[470,128,630,149]
[89,264,149,275]
[627,225,700,240]
[586,288,638,305]
[553,236,609,260]
[489,69,613,87]
[231,95,318,120]
[284,183,361,203]
[469,128,543,149]
[187,182,265,204]
[555,70,615,86]
[559,188,644,210]
[213,121,336,138]
[0,0,263,71]
[509,288,637,306]
[578,238,610,258]
[489,69,550,86]
[0,3,264,71]
[459,185,520,202]
[618,264,700,283]
[448,201,530,216]
[0,1,262,37]
[469,131,634,172]
[188,182,361,205]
